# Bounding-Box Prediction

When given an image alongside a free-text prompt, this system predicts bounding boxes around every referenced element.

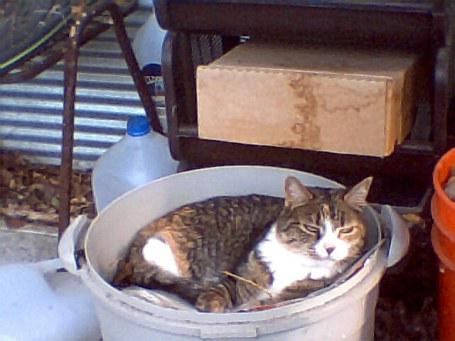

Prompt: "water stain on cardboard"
[289,75,321,150]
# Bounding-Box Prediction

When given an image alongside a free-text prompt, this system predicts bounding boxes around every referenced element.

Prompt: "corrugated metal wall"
[0,8,166,170]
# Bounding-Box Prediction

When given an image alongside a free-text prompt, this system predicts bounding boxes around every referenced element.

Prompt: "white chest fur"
[257,224,336,295]
[142,237,180,277]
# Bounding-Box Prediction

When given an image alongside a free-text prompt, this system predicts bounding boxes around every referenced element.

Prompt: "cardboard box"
[196,41,417,157]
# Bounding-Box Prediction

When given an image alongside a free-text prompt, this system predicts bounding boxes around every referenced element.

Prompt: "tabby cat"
[113,176,372,312]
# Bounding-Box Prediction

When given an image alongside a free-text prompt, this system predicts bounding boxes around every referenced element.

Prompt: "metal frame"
[0,1,162,237]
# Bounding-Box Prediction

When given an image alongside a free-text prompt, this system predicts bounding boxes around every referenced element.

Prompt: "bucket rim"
[82,246,387,337]
[94,165,344,217]
[433,148,455,212]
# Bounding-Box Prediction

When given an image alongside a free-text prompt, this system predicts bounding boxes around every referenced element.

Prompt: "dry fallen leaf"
[402,213,424,225]
[0,151,96,226]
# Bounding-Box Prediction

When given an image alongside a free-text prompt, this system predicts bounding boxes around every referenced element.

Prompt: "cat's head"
[276,176,372,262]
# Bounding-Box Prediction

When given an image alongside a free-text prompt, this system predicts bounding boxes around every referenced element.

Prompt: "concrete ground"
[0,218,102,340]
[0,218,58,265]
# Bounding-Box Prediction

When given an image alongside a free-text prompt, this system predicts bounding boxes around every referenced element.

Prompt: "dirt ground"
[375,219,438,340]
[0,152,96,227]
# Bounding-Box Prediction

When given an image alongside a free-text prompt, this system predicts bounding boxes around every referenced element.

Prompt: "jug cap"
[127,116,151,136]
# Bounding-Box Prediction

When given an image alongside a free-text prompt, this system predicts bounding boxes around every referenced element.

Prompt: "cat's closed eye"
[338,226,355,234]
[287,221,299,228]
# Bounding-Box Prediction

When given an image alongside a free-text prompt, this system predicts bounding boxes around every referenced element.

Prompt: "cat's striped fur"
[113,176,371,312]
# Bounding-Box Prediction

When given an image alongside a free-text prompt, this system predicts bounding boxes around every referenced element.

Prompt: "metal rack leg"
[107,3,163,135]
[434,47,449,153]
[58,36,80,238]
[58,2,162,236]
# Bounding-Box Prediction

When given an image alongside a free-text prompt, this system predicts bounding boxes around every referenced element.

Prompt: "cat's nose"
[325,246,335,255]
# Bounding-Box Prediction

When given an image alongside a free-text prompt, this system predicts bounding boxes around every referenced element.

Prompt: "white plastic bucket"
[59,166,409,341]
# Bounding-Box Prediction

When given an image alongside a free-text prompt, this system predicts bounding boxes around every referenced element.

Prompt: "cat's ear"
[344,177,373,211]
[285,176,313,206]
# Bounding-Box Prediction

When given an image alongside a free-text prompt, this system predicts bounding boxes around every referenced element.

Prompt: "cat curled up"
[113,176,372,312]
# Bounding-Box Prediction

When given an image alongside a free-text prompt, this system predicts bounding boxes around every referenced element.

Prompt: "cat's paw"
[195,289,232,313]
[309,267,332,280]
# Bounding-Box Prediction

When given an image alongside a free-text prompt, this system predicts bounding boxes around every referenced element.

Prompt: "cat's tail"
[112,259,134,287]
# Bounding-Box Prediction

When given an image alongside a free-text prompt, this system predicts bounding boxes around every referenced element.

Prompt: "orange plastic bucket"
[433,148,455,229]
[432,148,455,341]
[431,221,455,341]
[432,197,455,269]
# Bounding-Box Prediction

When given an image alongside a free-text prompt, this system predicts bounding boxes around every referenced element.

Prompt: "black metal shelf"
[156,0,452,210]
